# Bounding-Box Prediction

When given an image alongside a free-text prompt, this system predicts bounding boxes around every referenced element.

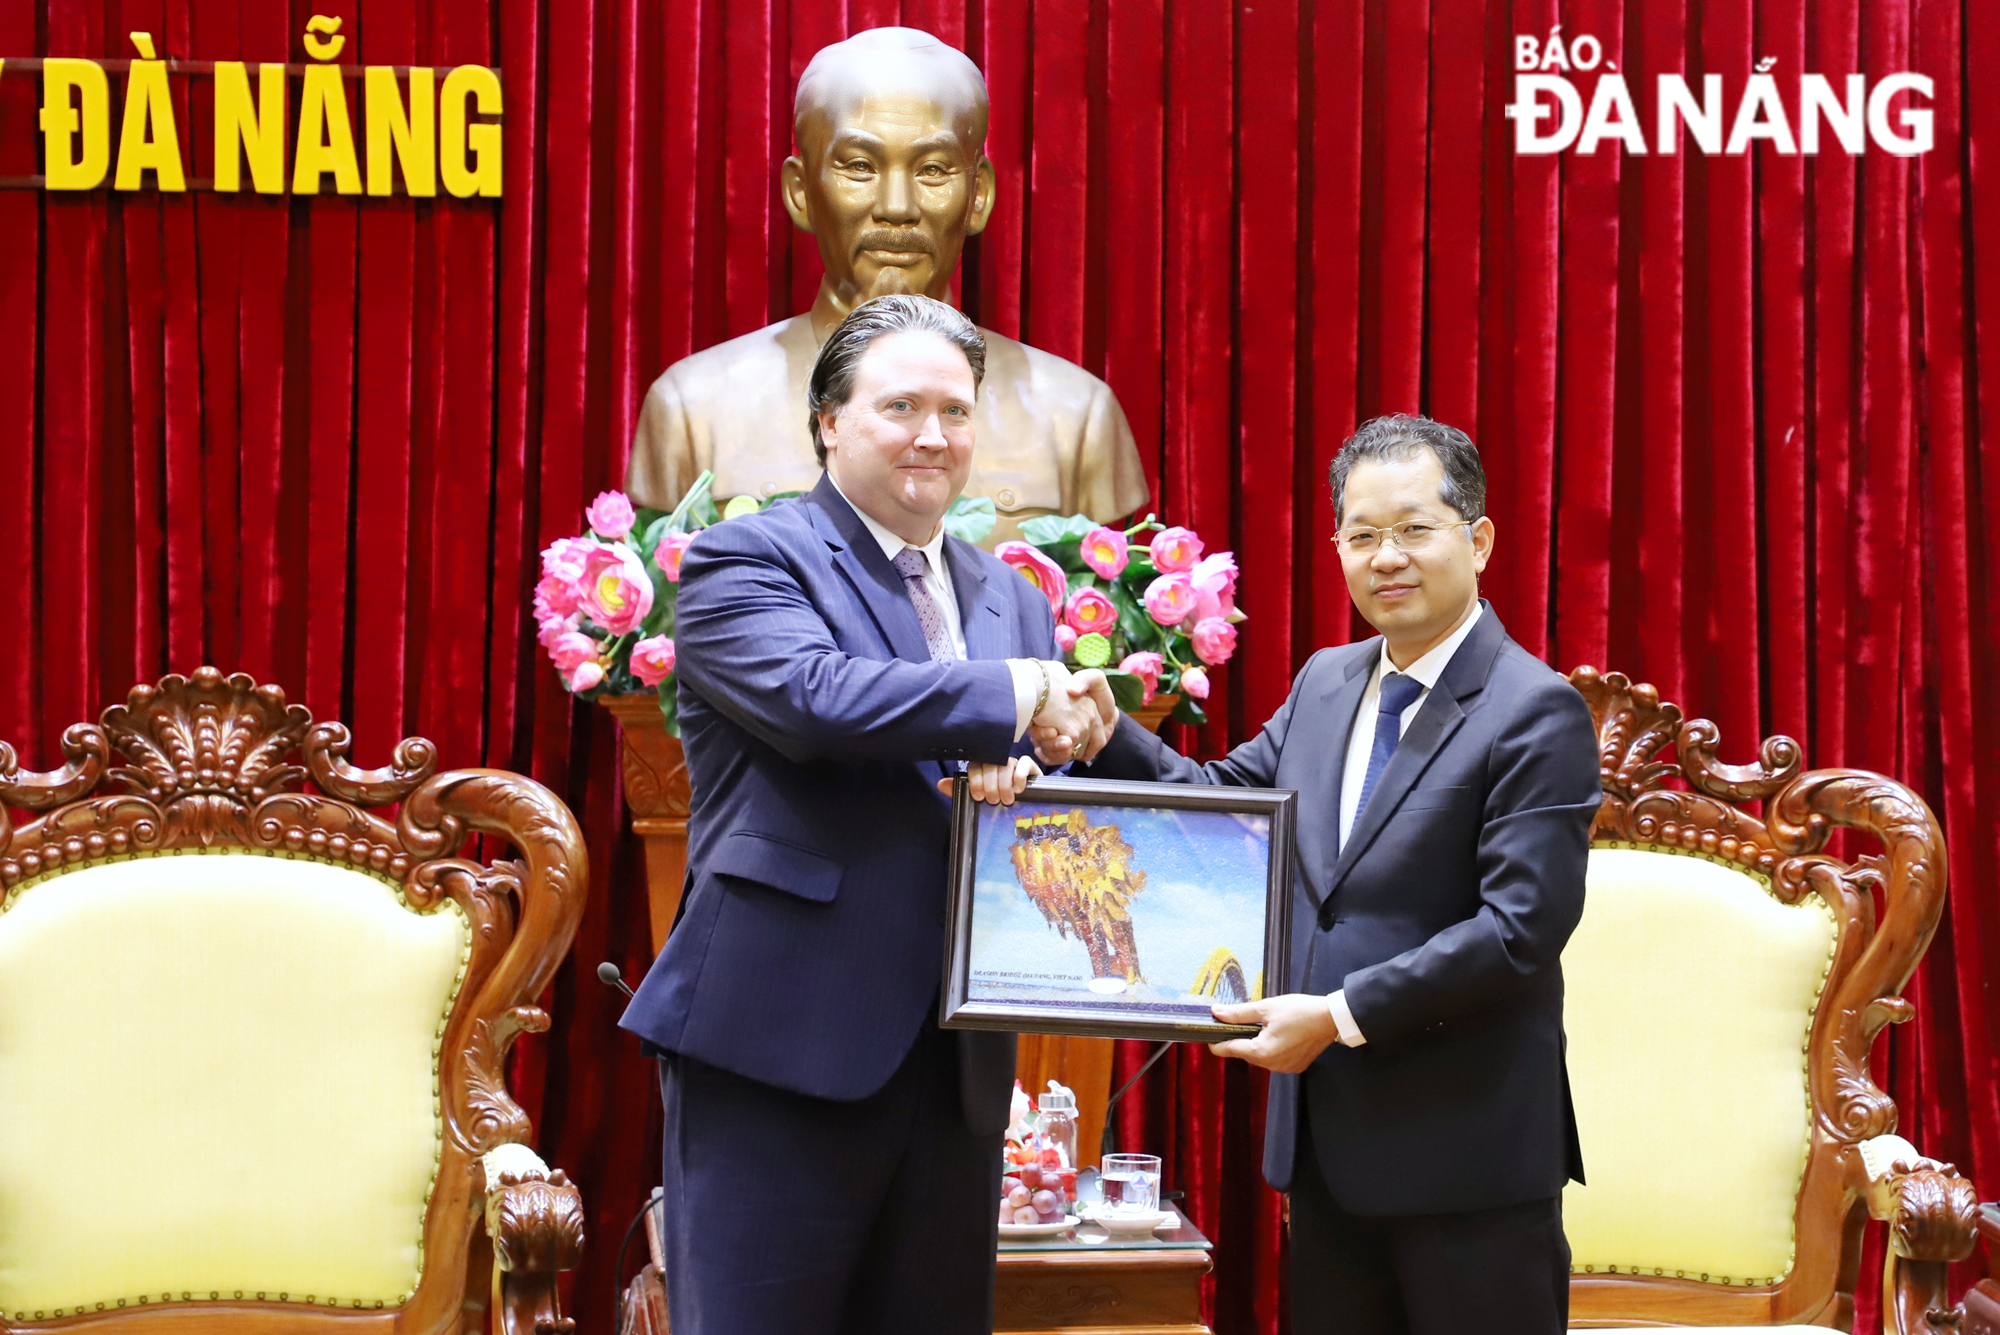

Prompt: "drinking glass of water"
[1099,1153,1161,1214]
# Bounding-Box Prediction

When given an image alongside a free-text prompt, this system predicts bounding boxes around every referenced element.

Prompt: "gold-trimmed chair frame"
[1566,667,1976,1332]
[0,669,587,1335]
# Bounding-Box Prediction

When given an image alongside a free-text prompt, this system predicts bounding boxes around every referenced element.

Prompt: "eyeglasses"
[1331,519,1474,556]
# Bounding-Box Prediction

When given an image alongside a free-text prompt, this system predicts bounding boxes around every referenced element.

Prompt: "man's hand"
[938,755,1042,805]
[1207,994,1342,1074]
[1031,668,1118,766]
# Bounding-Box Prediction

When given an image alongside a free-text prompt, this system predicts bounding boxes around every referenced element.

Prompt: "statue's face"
[785,89,994,307]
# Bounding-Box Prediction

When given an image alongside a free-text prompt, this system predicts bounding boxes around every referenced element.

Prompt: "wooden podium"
[604,692,1180,1171]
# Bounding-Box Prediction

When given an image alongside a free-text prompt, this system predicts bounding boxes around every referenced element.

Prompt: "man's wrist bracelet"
[1032,661,1052,720]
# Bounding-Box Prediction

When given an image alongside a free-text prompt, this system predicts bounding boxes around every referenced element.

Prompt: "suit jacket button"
[1317,908,1336,931]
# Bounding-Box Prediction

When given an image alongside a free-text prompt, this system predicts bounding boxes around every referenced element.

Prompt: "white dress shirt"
[828,479,1042,738]
[1326,602,1484,1047]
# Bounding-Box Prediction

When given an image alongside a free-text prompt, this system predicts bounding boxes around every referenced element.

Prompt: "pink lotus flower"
[1143,573,1197,626]
[1080,526,1130,579]
[586,490,637,540]
[1189,551,1239,622]
[547,630,598,673]
[534,571,581,621]
[630,635,678,687]
[1065,586,1119,637]
[579,543,655,635]
[565,660,606,693]
[655,531,695,582]
[1149,526,1203,574]
[1119,651,1164,705]
[1191,617,1237,665]
[1054,625,1079,655]
[1180,665,1211,700]
[995,541,1067,614]
[536,610,580,650]
[541,535,596,585]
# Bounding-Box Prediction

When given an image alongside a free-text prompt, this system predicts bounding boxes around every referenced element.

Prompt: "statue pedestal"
[606,691,1181,1166]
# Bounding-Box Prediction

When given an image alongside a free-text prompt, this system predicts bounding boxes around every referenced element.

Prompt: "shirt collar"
[827,474,949,573]
[1378,601,1483,690]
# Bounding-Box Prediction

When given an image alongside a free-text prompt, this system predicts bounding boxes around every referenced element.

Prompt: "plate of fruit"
[998,1164,1077,1238]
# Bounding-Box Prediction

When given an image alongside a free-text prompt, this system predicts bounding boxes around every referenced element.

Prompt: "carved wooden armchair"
[0,669,587,1334]
[1562,669,1977,1332]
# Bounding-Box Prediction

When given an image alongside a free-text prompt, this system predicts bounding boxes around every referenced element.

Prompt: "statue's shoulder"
[978,328,1114,399]
[647,317,812,408]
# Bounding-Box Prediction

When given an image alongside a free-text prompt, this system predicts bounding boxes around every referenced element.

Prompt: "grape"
[1013,1206,1041,1225]
[1000,1205,1014,1224]
[1001,1175,1024,1198]
[1030,1189,1059,1214]
[1017,1164,1043,1190]
[1006,1185,1031,1209]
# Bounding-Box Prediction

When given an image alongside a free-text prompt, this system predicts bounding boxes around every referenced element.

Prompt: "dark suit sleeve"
[1077,653,1324,788]
[674,518,1021,765]
[1341,675,1602,1046]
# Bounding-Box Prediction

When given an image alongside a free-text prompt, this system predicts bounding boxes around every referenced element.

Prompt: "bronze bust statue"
[624,27,1151,544]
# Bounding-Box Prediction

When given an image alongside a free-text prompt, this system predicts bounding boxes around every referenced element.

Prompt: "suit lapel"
[806,475,933,665]
[946,538,1013,661]
[1318,603,1508,905]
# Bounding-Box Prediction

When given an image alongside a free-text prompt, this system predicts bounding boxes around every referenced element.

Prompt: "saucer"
[1080,1208,1171,1236]
[998,1214,1079,1239]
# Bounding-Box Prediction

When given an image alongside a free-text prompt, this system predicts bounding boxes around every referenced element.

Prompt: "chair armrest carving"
[1852,1135,1978,1334]
[482,1144,586,1335]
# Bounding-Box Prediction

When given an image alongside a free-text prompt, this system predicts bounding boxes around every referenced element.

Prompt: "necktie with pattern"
[892,547,956,664]
[1353,671,1425,822]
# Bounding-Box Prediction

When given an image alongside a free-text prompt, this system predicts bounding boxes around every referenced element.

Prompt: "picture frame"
[940,775,1298,1043]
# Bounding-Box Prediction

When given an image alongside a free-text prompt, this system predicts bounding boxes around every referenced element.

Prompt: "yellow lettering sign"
[366,66,436,197]
[439,65,501,198]
[39,58,110,190]
[114,58,186,191]
[213,62,286,193]
[294,64,362,195]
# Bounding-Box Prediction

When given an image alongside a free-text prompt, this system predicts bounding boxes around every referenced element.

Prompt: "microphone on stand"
[597,960,636,1000]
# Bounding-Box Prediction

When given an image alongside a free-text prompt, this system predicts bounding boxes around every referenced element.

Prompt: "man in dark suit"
[618,294,1110,1335]
[1071,415,1600,1333]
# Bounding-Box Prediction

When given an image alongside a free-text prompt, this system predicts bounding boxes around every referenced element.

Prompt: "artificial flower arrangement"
[535,473,1000,734]
[995,515,1241,726]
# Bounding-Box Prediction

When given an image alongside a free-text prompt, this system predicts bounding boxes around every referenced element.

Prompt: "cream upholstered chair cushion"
[0,849,470,1319]
[1563,845,1837,1289]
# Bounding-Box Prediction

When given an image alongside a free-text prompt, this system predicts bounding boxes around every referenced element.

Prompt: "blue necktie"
[1353,672,1425,821]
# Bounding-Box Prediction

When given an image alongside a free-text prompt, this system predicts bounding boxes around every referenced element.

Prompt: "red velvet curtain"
[3,1,1996,1331]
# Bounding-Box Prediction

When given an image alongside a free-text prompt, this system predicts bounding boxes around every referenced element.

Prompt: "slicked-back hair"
[807,295,987,466]
[1328,414,1487,526]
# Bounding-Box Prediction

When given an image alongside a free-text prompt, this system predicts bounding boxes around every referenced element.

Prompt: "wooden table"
[995,1217,1213,1335]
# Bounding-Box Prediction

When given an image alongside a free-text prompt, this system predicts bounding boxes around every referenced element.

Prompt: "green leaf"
[942,494,997,544]
[1171,695,1209,726]
[1117,597,1161,650]
[1119,553,1159,594]
[656,680,681,737]
[638,513,674,553]
[666,470,718,530]
[1101,670,1145,712]
[1017,513,1095,547]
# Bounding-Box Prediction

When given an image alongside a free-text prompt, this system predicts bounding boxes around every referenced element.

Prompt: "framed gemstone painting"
[940,776,1297,1042]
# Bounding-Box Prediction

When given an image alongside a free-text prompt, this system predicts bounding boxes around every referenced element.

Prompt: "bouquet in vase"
[535,475,1000,734]
[997,516,1242,726]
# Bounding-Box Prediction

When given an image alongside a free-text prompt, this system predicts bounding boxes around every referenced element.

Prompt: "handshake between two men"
[938,664,1119,805]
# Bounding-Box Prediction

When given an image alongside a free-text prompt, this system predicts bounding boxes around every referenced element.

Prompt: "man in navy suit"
[1068,415,1601,1333]
[618,294,1112,1335]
